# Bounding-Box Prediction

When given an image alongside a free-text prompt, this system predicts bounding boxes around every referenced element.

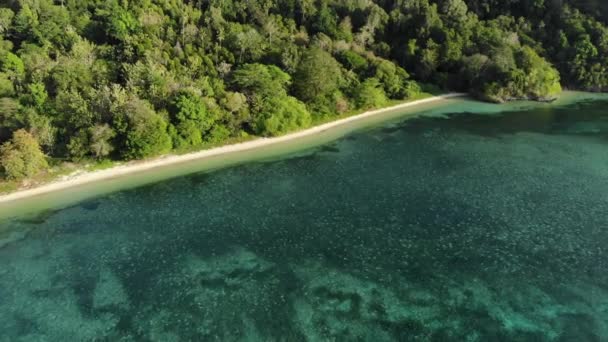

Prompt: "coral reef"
[1,99,607,340]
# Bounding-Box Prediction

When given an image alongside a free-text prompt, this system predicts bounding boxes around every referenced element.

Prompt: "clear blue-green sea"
[1,96,607,341]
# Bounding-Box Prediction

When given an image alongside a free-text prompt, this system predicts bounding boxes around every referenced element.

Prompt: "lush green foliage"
[356,78,388,109]
[293,47,343,113]
[0,0,606,180]
[0,129,47,180]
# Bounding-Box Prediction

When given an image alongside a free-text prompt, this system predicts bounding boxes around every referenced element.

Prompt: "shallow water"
[1,96,608,341]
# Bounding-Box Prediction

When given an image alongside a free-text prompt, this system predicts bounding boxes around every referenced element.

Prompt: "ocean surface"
[0,96,607,341]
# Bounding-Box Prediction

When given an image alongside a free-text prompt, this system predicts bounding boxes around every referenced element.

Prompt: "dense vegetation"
[0,0,607,181]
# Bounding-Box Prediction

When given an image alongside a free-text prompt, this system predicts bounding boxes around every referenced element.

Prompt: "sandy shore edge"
[0,93,466,204]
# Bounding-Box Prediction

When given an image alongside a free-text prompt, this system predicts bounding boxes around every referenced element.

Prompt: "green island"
[1,2,608,339]
[1,0,608,193]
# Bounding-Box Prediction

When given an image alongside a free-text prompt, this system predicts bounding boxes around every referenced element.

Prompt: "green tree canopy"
[355,78,388,109]
[293,47,343,110]
[0,129,47,180]
[254,96,312,136]
[113,97,172,159]
[169,93,217,148]
[231,63,291,108]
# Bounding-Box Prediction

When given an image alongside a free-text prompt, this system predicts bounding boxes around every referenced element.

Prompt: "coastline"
[0,93,466,206]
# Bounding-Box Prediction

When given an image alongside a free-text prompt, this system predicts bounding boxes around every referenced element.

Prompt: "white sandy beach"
[0,93,465,204]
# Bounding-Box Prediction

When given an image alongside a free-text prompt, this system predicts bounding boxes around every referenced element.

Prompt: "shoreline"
[0,93,465,205]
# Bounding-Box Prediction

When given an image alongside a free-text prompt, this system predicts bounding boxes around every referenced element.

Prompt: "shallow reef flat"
[0,97,607,341]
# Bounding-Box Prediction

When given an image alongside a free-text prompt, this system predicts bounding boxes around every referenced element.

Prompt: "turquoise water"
[1,98,608,341]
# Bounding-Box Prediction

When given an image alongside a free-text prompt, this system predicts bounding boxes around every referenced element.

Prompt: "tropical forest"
[0,0,607,179]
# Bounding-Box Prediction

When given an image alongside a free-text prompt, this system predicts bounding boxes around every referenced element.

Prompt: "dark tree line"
[0,0,606,180]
